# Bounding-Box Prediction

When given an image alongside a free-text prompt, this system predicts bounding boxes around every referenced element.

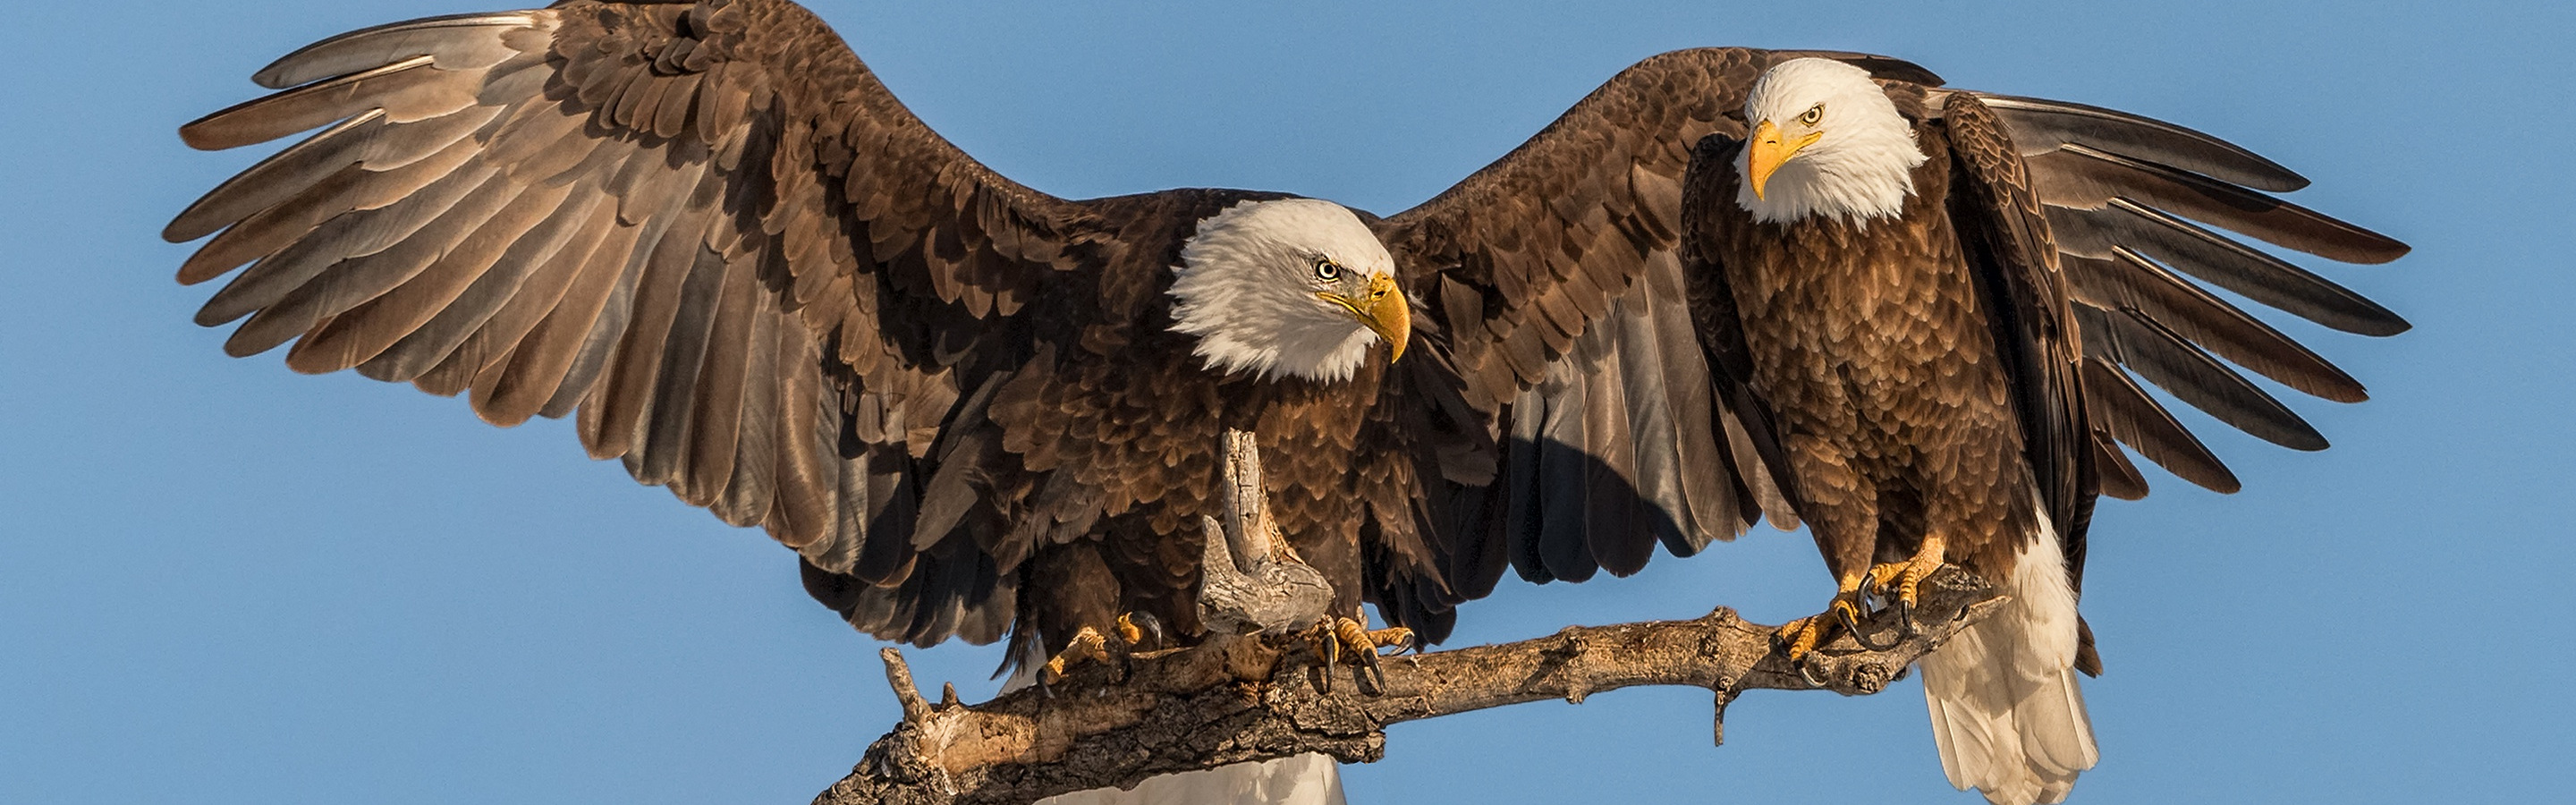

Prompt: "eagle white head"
[1733,58,1928,225]
[1168,198,1411,382]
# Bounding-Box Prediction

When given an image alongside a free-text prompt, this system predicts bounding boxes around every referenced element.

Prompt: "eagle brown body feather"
[898,189,1396,657]
[1696,123,2041,596]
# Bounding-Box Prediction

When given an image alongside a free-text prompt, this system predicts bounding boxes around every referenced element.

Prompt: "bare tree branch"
[813,568,2000,805]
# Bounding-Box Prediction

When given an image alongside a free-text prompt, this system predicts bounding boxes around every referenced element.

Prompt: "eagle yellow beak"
[1746,119,1822,200]
[1326,274,1411,363]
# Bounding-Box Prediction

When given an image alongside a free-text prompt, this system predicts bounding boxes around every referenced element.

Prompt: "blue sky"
[3,1,2566,803]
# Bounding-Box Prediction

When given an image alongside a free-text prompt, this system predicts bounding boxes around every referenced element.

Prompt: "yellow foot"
[1115,612,1168,648]
[1773,587,1868,662]
[1342,620,1416,656]
[1039,625,1111,683]
[1309,616,1411,695]
[1044,611,1172,685]
[1865,535,1949,614]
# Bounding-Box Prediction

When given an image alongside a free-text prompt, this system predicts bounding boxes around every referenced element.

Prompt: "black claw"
[1128,612,1168,649]
[1843,602,1902,651]
[1835,600,1865,635]
[1355,648,1388,696]
[1316,633,1337,695]
[1794,656,1833,688]
[1388,631,1419,654]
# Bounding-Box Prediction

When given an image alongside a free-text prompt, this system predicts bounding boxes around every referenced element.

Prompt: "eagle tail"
[1002,644,1350,805]
[1920,515,2098,805]
[1030,755,1346,805]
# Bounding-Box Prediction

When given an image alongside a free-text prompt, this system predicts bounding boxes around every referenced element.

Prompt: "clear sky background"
[3,1,2566,803]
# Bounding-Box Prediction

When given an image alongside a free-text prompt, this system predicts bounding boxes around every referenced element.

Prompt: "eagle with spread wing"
[166,2,2403,802]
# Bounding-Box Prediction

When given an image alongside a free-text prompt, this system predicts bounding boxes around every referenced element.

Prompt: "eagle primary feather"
[170,3,2404,803]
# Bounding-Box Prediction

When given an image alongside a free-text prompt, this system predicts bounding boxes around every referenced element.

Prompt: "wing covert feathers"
[1939,93,2094,544]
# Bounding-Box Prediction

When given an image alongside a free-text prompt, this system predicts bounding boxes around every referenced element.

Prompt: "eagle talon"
[1774,614,1828,662]
[1865,538,1947,615]
[1843,602,1902,651]
[1354,648,1388,695]
[1309,616,1403,695]
[1794,654,1835,689]
[1308,619,1341,694]
[1042,613,1163,686]
[1835,600,1866,635]
[1116,611,1169,651]
[1039,625,1114,685]
[1368,626,1416,655]
[1776,577,1875,662]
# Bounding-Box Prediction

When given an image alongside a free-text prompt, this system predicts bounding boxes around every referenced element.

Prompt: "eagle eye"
[1312,258,1342,282]
[1799,104,1824,126]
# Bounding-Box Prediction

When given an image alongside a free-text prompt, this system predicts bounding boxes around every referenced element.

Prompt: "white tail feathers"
[1004,644,1349,805]
[1920,517,2098,805]
[1032,754,1347,805]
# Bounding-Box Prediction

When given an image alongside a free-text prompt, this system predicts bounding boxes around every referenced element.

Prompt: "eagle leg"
[1863,535,1948,636]
[1774,573,1870,663]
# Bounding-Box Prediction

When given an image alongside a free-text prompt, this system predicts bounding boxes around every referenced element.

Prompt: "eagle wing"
[1368,48,1935,636]
[1921,92,2104,673]
[1968,93,2411,499]
[166,0,1102,647]
[1915,89,2408,671]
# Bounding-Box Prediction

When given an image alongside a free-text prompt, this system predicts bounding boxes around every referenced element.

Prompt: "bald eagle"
[165,2,2403,803]
[1670,58,2404,804]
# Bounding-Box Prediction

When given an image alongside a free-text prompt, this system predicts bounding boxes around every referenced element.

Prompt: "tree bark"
[812,566,2000,805]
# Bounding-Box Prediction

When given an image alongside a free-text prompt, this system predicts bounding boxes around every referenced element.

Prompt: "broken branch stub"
[1195,428,1332,636]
